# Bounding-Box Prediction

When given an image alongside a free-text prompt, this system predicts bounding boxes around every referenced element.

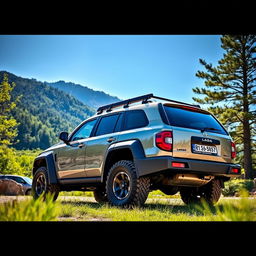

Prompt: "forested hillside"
[0,71,95,150]
[47,80,120,109]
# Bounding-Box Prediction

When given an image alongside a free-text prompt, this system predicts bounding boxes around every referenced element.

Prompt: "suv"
[31,94,241,207]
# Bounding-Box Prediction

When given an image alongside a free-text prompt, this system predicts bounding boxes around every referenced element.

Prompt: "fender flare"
[102,140,146,180]
[33,151,58,184]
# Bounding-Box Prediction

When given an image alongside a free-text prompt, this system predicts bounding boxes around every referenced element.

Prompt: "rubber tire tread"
[93,185,108,203]
[203,178,222,205]
[32,166,59,201]
[180,179,222,205]
[106,160,150,208]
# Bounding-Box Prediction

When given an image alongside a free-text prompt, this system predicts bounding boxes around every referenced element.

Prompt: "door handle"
[78,143,86,148]
[107,137,116,143]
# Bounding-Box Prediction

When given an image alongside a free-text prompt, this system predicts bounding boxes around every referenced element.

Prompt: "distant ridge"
[0,71,95,150]
[47,80,121,109]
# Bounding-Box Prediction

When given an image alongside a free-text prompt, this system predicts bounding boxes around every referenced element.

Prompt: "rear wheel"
[32,167,59,201]
[106,160,150,207]
[180,179,222,205]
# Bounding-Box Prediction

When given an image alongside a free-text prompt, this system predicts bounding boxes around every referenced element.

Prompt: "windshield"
[164,106,228,135]
[23,177,32,185]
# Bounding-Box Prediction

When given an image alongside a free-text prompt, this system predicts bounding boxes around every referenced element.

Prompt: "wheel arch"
[32,151,58,184]
[101,140,146,182]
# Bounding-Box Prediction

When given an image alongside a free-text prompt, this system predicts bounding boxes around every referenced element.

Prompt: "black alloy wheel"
[112,171,131,200]
[32,167,59,201]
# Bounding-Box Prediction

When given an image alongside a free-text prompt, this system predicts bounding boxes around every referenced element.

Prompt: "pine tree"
[0,73,18,145]
[193,35,256,179]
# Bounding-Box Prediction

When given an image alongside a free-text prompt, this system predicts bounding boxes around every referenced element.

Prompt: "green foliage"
[0,194,60,221]
[193,35,256,179]
[0,71,95,150]
[0,145,41,177]
[0,73,18,145]
[197,190,256,221]
[222,179,254,196]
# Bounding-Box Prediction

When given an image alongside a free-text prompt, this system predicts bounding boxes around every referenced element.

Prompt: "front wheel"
[32,167,59,201]
[106,160,150,207]
[93,185,108,203]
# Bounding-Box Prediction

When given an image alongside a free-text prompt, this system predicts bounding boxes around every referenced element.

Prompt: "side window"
[12,177,26,184]
[114,113,124,132]
[124,110,148,130]
[71,119,97,141]
[95,114,120,136]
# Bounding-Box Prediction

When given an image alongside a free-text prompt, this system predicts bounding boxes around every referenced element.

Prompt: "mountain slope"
[0,71,95,150]
[47,80,120,109]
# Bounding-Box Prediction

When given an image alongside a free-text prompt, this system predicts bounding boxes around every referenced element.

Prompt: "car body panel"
[55,140,87,179]
[171,127,232,163]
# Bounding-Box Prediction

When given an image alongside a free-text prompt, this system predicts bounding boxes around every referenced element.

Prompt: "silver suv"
[32,94,241,207]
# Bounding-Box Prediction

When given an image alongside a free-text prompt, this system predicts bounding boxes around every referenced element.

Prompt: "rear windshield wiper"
[201,127,221,133]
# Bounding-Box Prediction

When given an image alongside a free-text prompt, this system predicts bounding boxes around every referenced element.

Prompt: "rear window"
[164,106,228,135]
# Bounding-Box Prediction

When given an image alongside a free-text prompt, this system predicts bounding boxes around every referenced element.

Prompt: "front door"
[56,119,98,179]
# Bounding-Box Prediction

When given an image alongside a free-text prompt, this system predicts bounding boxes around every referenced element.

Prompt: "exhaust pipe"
[163,174,214,187]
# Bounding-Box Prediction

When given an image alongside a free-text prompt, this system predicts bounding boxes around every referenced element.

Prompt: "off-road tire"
[106,160,150,207]
[180,179,222,205]
[32,166,59,201]
[93,185,108,203]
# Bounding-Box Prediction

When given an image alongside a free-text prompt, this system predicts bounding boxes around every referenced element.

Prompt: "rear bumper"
[135,156,241,178]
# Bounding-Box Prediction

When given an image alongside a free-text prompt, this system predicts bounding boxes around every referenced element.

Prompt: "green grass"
[57,195,256,221]
[1,191,255,221]
[0,194,60,221]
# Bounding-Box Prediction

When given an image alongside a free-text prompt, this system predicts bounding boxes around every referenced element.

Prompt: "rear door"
[84,112,123,177]
[163,105,232,163]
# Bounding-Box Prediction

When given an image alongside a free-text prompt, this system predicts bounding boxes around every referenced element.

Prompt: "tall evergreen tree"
[193,35,256,179]
[0,73,18,145]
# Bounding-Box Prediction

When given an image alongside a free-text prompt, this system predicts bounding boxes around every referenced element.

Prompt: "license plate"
[192,144,218,155]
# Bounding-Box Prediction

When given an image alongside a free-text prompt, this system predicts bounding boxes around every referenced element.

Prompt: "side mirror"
[59,131,69,144]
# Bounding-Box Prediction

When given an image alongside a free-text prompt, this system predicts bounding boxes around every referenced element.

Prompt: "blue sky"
[0,35,223,103]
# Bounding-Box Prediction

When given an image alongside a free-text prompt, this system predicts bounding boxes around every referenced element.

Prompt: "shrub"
[222,179,254,197]
[0,194,60,221]
[0,146,41,177]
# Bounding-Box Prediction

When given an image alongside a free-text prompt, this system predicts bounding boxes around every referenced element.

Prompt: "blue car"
[0,175,32,195]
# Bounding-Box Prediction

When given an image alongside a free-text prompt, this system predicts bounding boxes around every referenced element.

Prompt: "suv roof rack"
[96,93,200,114]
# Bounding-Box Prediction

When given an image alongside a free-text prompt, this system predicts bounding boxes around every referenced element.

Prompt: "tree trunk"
[241,39,254,179]
[243,120,253,179]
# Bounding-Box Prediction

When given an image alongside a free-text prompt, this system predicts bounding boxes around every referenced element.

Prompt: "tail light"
[231,168,239,174]
[172,162,185,168]
[155,131,173,151]
[231,141,236,159]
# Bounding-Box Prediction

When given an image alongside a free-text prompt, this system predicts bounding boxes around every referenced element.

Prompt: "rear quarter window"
[124,110,149,131]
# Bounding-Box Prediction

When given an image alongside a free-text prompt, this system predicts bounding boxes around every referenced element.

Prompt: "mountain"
[0,71,95,150]
[47,80,121,109]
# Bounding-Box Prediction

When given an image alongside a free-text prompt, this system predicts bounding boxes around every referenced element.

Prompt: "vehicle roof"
[90,100,160,118]
[90,100,209,119]
[0,174,25,178]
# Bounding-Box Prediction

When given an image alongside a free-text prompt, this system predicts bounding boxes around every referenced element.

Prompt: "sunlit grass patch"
[196,190,256,221]
[0,194,60,221]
